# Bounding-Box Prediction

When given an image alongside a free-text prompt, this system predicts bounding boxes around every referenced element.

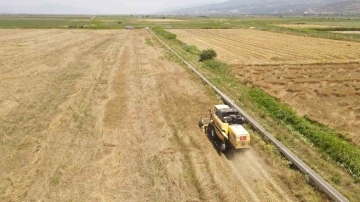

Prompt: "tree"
[199,49,217,61]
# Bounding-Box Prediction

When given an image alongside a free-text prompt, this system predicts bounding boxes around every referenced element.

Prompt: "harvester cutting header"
[199,105,250,152]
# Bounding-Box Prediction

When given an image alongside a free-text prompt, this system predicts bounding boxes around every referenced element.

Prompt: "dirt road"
[0,29,320,201]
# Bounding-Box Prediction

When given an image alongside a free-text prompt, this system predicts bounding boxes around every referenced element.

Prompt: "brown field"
[277,24,339,29]
[169,29,360,65]
[235,63,360,145]
[0,29,321,201]
[170,29,360,144]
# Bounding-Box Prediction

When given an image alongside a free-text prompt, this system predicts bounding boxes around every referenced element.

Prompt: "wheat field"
[170,29,360,65]
[0,29,321,201]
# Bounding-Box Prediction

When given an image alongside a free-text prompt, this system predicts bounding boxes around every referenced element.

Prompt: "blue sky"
[0,0,226,14]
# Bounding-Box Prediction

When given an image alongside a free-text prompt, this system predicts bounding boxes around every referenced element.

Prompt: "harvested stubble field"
[169,29,360,65]
[236,63,360,145]
[0,29,318,201]
[170,28,360,144]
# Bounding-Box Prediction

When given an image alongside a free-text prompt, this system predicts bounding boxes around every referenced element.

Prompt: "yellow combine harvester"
[199,104,250,152]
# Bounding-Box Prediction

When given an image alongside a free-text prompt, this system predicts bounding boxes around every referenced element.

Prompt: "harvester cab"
[199,104,250,152]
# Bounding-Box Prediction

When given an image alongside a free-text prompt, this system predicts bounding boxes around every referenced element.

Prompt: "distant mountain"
[159,1,226,13]
[166,0,360,15]
[311,0,360,14]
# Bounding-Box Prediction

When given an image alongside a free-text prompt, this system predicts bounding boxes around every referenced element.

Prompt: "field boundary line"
[147,28,349,202]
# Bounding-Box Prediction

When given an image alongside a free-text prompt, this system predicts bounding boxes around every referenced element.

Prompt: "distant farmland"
[170,29,360,65]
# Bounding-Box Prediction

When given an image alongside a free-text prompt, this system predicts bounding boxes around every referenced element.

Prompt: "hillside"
[166,0,360,15]
[311,0,360,14]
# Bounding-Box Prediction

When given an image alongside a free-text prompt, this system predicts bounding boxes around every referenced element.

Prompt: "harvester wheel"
[220,142,226,152]
[210,127,216,138]
[207,125,214,138]
[198,119,204,127]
